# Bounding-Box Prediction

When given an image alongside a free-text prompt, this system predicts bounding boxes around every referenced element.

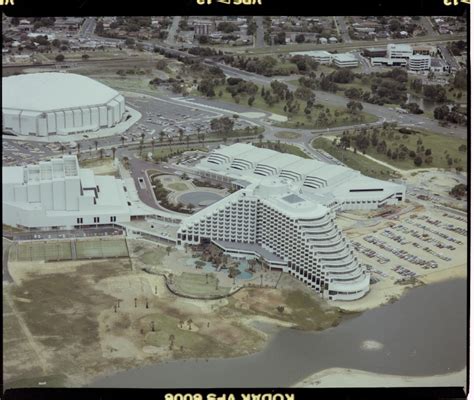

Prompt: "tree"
[55,54,65,62]
[453,69,467,90]
[458,144,467,152]
[166,246,172,256]
[295,34,305,43]
[159,131,165,145]
[81,54,90,60]
[346,101,363,114]
[99,148,104,159]
[111,147,116,160]
[414,156,423,166]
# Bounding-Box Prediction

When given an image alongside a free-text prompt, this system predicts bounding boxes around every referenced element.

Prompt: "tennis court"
[14,241,73,262]
[75,239,129,259]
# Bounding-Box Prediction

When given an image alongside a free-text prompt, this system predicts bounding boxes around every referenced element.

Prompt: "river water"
[91,279,466,388]
[406,93,442,114]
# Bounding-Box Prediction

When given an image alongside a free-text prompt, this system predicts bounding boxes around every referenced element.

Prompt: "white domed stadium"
[2,72,126,137]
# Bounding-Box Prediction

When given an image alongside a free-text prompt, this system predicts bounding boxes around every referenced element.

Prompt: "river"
[91,278,466,388]
[406,93,445,114]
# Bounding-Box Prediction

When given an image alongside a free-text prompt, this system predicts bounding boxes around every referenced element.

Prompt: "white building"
[2,156,132,229]
[332,53,359,68]
[2,73,126,137]
[386,43,413,59]
[290,51,359,68]
[371,57,407,67]
[408,54,431,71]
[290,50,332,64]
[177,144,406,301]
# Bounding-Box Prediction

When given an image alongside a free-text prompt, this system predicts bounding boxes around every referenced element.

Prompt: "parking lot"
[3,139,61,166]
[125,96,253,143]
[349,208,467,284]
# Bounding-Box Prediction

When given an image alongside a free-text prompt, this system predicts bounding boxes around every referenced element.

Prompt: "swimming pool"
[185,258,254,280]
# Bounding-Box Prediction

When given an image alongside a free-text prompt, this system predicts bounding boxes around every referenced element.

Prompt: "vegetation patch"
[312,137,397,180]
[333,125,467,170]
[274,131,302,140]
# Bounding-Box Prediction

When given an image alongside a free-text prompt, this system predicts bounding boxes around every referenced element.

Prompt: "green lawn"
[167,182,188,191]
[312,137,397,180]
[172,272,230,297]
[211,83,377,129]
[358,129,467,170]
[257,142,310,159]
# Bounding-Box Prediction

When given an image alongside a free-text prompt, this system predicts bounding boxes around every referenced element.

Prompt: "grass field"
[139,246,168,266]
[172,272,230,297]
[75,239,129,259]
[258,142,310,159]
[274,131,302,139]
[3,224,24,233]
[312,137,397,180]
[149,146,207,161]
[14,241,72,262]
[167,182,188,191]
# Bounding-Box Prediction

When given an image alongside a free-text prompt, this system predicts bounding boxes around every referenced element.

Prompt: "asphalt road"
[3,226,124,241]
[255,17,265,48]
[335,16,352,43]
[166,16,181,46]
[79,17,97,39]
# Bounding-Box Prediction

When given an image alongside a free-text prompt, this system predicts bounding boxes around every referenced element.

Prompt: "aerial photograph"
[2,15,468,392]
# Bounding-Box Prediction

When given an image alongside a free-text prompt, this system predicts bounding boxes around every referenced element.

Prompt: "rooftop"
[2,72,120,112]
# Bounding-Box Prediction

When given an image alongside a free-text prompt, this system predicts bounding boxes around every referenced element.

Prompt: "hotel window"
[110,216,117,222]
[94,217,100,223]
[77,217,83,224]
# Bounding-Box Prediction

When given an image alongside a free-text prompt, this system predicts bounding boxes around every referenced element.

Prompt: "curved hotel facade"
[178,144,406,301]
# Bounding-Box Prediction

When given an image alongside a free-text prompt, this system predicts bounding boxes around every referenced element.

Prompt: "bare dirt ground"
[4,239,344,389]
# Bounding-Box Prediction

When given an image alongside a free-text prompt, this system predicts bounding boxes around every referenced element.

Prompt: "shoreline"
[330,265,466,312]
[293,367,467,390]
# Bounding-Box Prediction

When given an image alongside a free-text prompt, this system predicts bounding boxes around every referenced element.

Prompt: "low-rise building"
[387,43,413,59]
[363,47,387,58]
[290,50,332,64]
[2,156,132,229]
[332,53,359,68]
[371,57,407,67]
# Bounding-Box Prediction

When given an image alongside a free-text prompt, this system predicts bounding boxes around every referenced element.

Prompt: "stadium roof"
[2,72,120,112]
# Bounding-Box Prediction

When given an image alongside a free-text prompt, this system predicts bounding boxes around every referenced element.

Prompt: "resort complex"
[177,143,405,300]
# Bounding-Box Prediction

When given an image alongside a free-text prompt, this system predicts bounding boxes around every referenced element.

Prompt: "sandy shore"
[294,367,466,390]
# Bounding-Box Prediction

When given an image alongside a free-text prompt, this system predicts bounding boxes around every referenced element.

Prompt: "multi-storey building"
[177,144,406,301]
[408,54,432,71]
